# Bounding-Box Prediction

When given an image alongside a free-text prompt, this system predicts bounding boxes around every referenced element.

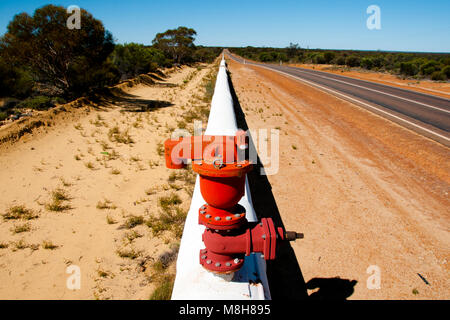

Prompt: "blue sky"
[0,0,449,52]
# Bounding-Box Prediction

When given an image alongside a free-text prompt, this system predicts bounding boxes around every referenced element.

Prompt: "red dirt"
[228,58,449,299]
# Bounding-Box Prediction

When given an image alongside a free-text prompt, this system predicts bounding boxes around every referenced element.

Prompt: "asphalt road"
[226,51,450,146]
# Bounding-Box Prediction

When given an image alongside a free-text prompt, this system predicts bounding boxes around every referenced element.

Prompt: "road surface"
[226,51,450,146]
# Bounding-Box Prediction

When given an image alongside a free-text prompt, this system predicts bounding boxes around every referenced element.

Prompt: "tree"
[0,5,117,98]
[287,43,300,59]
[345,56,360,67]
[335,56,346,65]
[152,26,197,64]
[399,61,419,76]
[111,43,165,79]
[313,53,326,64]
[324,52,335,64]
[0,56,33,98]
[361,57,374,70]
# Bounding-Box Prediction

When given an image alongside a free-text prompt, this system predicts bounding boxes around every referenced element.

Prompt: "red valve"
[164,130,302,274]
[200,218,285,273]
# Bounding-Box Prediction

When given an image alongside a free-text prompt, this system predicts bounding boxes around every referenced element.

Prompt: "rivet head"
[215,262,221,267]
[233,258,240,264]
[234,214,241,217]
[262,234,266,239]
[205,214,211,218]
[214,216,221,221]
[206,260,212,264]
[200,210,206,214]
[201,255,207,259]
[201,205,207,210]
[236,164,242,167]
[225,262,232,267]
[225,216,232,221]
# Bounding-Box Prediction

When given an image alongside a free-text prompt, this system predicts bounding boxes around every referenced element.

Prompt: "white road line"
[280,68,450,114]
[252,64,450,143]
[283,65,450,102]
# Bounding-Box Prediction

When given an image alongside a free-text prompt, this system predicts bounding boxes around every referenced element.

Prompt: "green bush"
[111,43,166,80]
[0,112,8,121]
[442,65,450,78]
[324,52,335,64]
[336,56,346,65]
[361,58,374,70]
[400,62,419,76]
[345,56,360,67]
[0,58,33,98]
[313,54,326,64]
[17,96,61,110]
[420,60,438,75]
[430,71,446,81]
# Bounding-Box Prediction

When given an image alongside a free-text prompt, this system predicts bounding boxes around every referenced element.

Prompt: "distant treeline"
[0,5,222,120]
[230,44,450,81]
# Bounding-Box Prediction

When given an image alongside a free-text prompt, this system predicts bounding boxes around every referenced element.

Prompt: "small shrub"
[106,215,117,224]
[158,193,182,211]
[149,274,175,300]
[156,142,164,156]
[0,112,8,121]
[42,240,58,250]
[2,205,37,220]
[11,223,31,234]
[45,199,71,212]
[17,96,55,111]
[51,188,70,202]
[85,161,95,169]
[108,126,134,144]
[116,247,140,259]
[110,168,121,175]
[96,199,116,210]
[431,71,446,81]
[123,215,144,229]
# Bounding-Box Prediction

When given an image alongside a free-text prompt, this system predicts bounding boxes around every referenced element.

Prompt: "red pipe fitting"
[200,218,285,273]
[163,131,302,274]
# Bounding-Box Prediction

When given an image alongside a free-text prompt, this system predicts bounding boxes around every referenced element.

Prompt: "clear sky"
[0,0,449,52]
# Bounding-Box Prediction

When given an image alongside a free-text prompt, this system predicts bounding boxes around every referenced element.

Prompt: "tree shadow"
[226,68,357,300]
[87,87,174,112]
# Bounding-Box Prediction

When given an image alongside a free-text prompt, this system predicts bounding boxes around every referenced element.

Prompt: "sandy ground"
[290,63,450,99]
[227,58,449,299]
[0,64,214,299]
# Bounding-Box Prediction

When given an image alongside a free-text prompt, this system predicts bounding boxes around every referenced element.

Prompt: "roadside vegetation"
[0,4,222,125]
[230,44,450,81]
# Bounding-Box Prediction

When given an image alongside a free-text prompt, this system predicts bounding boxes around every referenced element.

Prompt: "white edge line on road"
[282,64,450,102]
[284,68,450,114]
[251,63,450,143]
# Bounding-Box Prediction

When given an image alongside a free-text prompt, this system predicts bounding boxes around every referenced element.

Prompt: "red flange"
[199,249,244,274]
[198,204,247,230]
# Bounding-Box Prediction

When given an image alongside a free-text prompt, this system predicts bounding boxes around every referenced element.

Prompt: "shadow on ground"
[226,68,357,300]
[87,87,174,112]
[85,71,176,112]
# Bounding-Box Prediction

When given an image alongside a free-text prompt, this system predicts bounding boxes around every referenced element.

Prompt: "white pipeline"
[171,57,271,300]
